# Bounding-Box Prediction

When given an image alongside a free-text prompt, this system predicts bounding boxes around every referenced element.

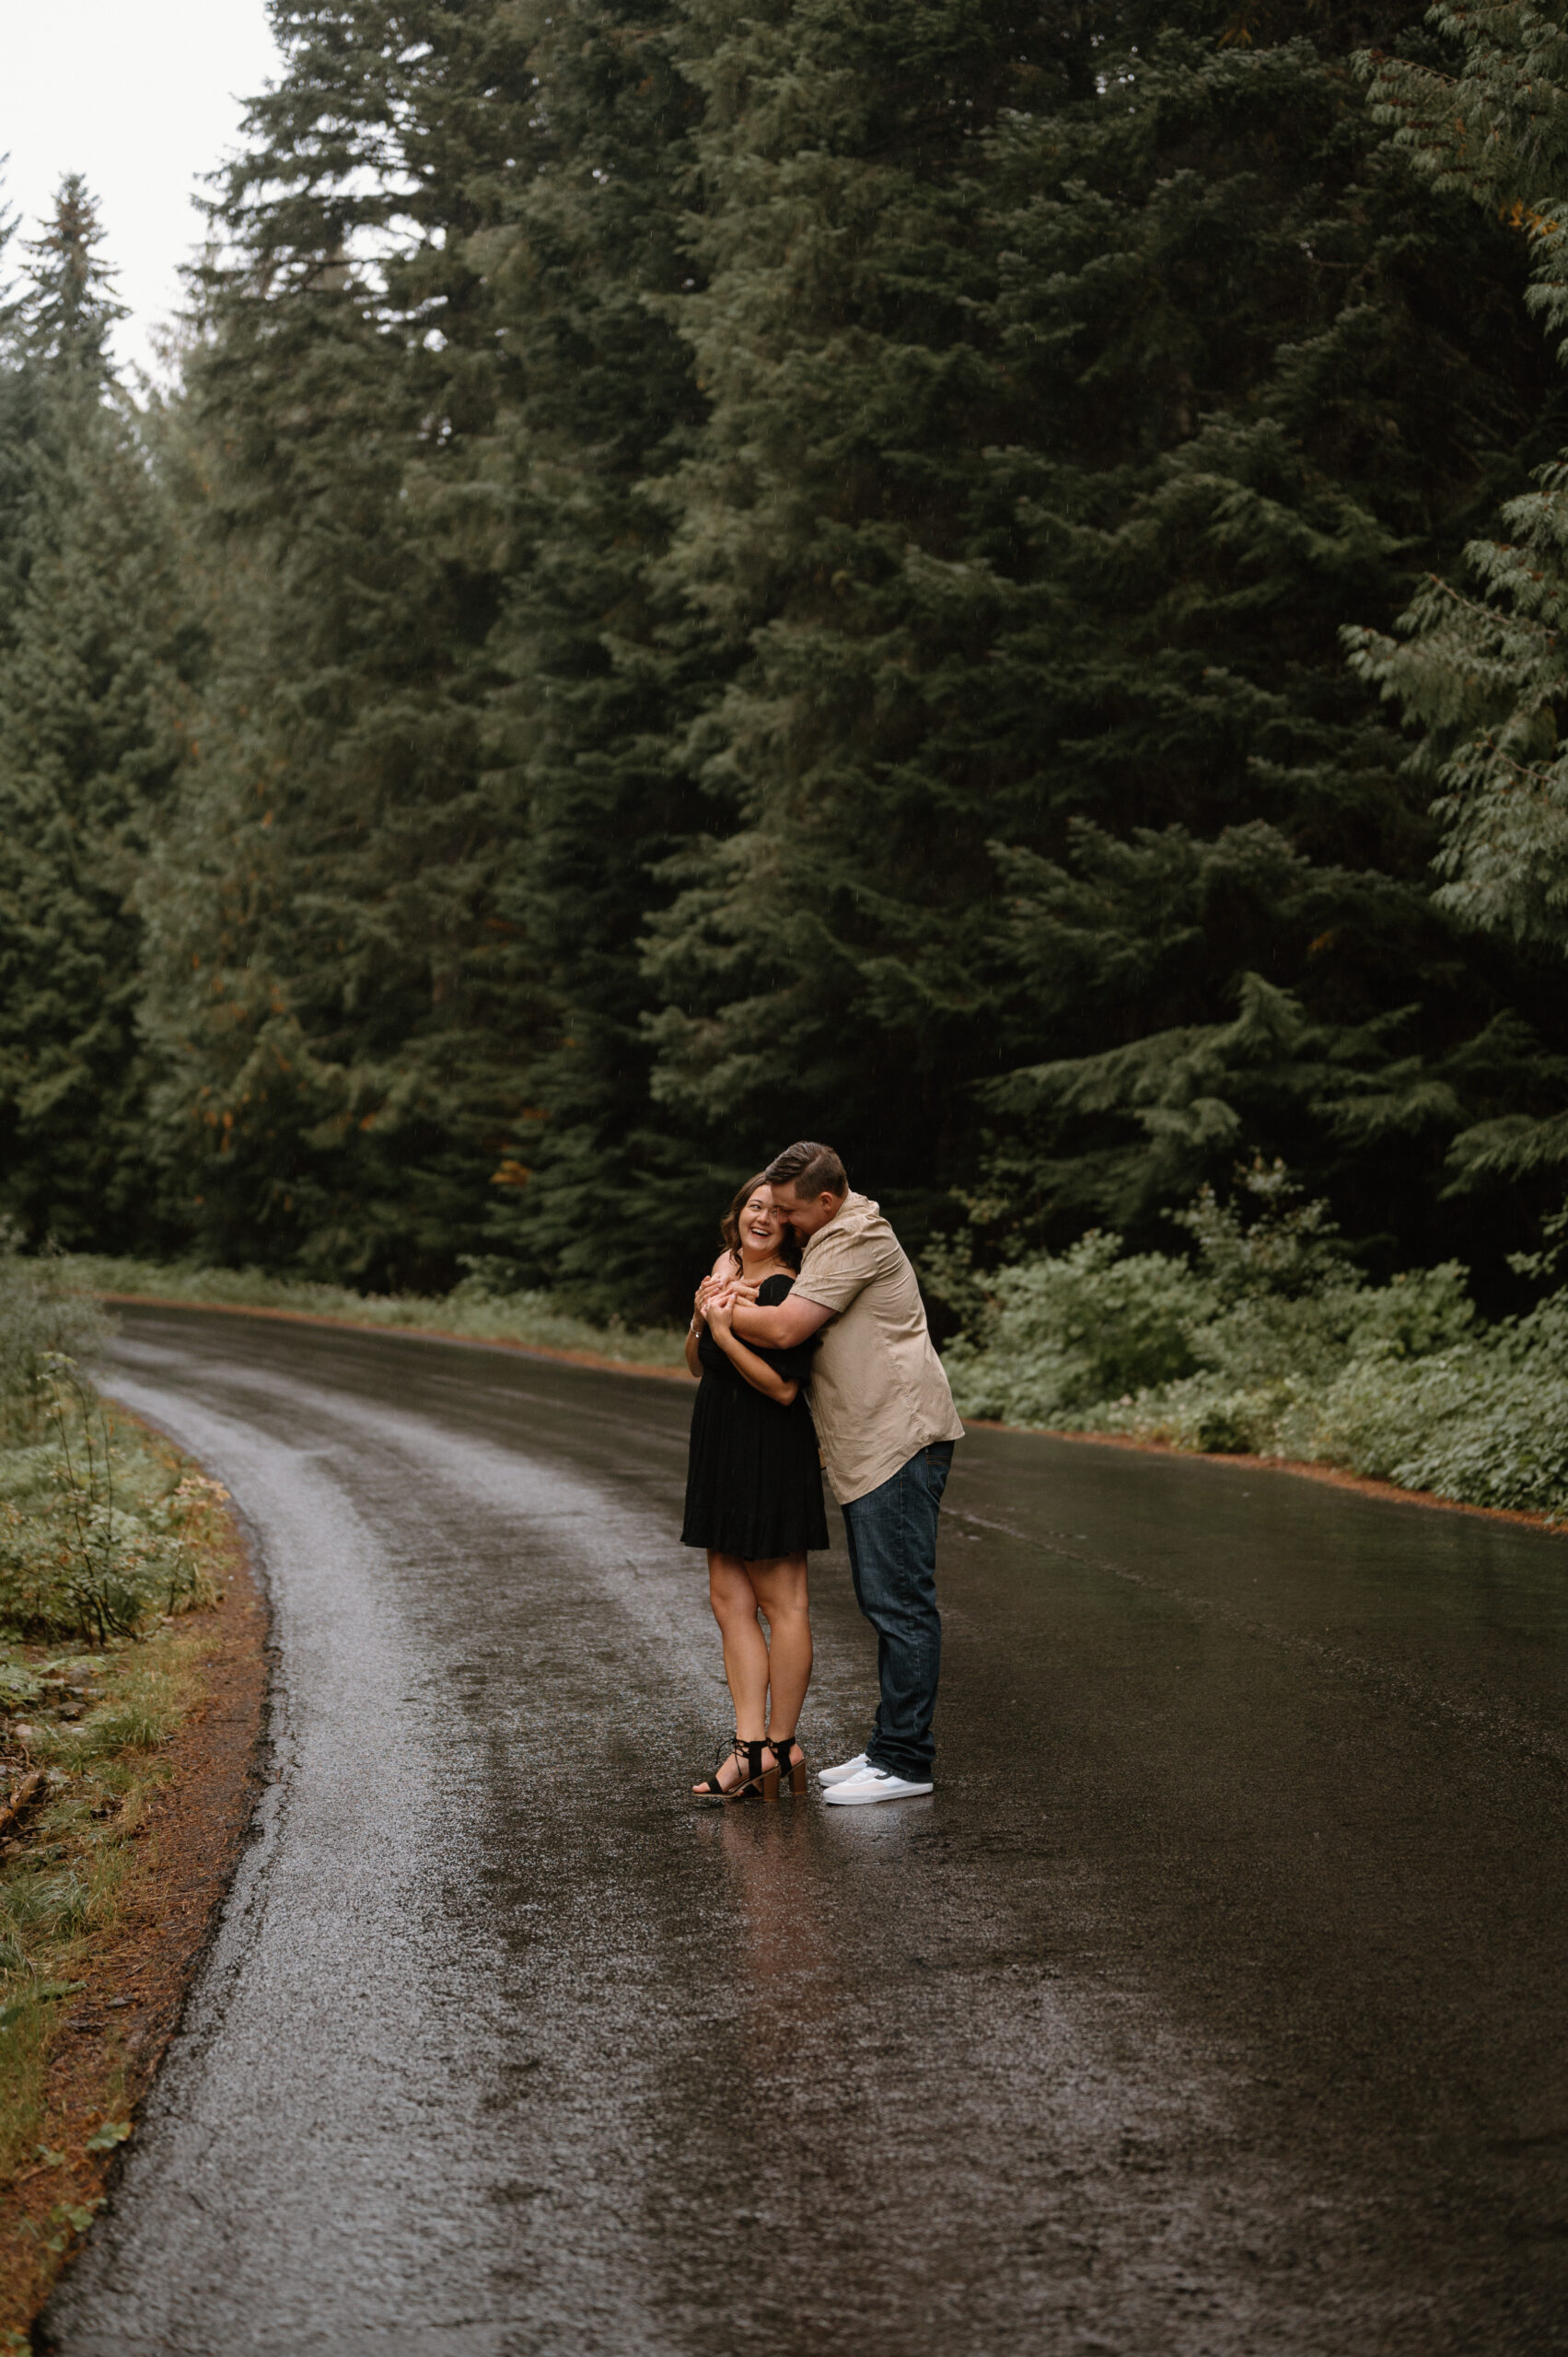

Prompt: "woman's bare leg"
[747,1553,812,1762]
[697,1551,771,1792]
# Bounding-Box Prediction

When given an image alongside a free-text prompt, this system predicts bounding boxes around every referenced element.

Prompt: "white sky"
[0,0,284,381]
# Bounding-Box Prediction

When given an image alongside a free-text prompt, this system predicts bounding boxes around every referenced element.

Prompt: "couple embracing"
[682,1140,964,1807]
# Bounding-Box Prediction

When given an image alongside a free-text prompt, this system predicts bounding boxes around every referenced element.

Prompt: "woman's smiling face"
[739,1188,787,1258]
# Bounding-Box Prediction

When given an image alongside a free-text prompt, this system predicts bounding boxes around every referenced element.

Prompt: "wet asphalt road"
[39,1304,1568,2357]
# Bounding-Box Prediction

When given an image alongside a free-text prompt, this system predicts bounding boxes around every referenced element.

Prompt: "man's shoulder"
[800,1196,906,1285]
[801,1194,875,1252]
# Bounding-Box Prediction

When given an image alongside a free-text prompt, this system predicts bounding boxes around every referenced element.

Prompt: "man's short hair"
[765,1140,848,1199]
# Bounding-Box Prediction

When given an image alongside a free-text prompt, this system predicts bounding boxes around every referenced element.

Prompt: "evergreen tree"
[640,0,1568,1288]
[471,0,726,1318]
[963,15,1568,1277]
[0,180,195,1248]
[641,0,1091,1243]
[1344,0,1568,1188]
[97,0,1568,1309]
[143,2,552,1286]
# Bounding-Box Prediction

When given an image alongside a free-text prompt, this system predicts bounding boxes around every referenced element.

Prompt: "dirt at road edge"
[3,1492,268,2350]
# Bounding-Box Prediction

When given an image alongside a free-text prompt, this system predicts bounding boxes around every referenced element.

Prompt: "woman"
[683,1176,828,1801]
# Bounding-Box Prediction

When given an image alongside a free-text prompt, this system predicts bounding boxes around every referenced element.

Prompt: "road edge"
[99,1289,1568,1543]
[959,1417,1568,1538]
[21,1439,270,2351]
[94,1290,693,1385]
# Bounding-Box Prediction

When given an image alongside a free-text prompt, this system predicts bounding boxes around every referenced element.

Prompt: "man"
[725,1140,964,1805]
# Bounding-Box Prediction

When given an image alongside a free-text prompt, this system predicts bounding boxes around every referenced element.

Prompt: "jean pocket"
[923,1446,952,1503]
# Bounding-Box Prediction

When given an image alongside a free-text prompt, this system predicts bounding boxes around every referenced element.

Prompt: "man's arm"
[729,1291,833,1351]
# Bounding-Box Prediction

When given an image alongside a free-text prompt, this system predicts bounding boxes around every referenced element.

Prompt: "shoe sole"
[822,1782,935,1806]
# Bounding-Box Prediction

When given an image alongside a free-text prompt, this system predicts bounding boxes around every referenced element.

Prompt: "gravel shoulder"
[0,1479,265,2348]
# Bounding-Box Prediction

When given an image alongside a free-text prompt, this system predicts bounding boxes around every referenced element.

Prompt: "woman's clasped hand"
[691,1271,758,1329]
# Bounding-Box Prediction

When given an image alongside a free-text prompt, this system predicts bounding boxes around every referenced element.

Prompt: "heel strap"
[694,1733,757,1798]
[700,1735,768,1793]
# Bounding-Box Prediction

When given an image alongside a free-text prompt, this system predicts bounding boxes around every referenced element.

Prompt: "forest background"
[6,0,1568,1505]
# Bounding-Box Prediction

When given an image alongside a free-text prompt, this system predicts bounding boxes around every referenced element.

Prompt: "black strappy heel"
[691,1735,777,1803]
[769,1734,807,1796]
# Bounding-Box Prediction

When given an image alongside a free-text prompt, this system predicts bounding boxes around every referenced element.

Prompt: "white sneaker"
[821,1766,935,1806]
[819,1751,870,1787]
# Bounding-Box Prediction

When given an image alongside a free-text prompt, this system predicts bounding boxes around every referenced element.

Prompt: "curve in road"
[39,1304,1568,2356]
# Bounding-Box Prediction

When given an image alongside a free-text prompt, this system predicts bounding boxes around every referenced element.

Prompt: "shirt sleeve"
[749,1274,820,1386]
[789,1227,874,1317]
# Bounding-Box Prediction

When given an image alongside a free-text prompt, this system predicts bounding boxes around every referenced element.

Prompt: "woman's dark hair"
[720,1175,801,1271]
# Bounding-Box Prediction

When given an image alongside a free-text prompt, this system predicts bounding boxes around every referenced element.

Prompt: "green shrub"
[1313,1292,1568,1516]
[938,1166,1568,1519]
[942,1231,1211,1423]
[0,1236,219,1640]
[0,1227,107,1442]
[1169,1162,1354,1303]
[1342,1262,1478,1362]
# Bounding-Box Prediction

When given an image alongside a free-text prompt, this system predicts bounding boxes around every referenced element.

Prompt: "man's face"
[770,1182,842,1238]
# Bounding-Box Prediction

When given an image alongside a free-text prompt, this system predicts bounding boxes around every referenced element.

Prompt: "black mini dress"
[680,1273,830,1559]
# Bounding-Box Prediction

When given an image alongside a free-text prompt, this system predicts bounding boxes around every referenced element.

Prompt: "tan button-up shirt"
[790,1192,964,1504]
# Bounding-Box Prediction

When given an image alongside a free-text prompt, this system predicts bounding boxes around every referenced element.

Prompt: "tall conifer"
[643,0,1085,1235]
[145,3,551,1285]
[0,181,193,1248]
[1344,2,1568,1192]
[475,0,724,1315]
[645,1,1568,1283]
[966,17,1568,1272]
[95,0,1568,1303]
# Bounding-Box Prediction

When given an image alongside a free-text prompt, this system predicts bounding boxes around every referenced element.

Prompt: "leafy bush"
[938,1164,1568,1519]
[1312,1290,1568,1517]
[0,1236,220,1640]
[0,1226,107,1441]
[941,1231,1210,1422]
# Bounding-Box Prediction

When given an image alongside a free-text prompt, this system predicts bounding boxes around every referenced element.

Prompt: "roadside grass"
[0,1236,254,2341]
[56,1253,688,1372]
[0,1584,236,2340]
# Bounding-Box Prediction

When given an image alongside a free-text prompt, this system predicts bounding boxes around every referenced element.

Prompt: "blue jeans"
[840,1442,955,1782]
